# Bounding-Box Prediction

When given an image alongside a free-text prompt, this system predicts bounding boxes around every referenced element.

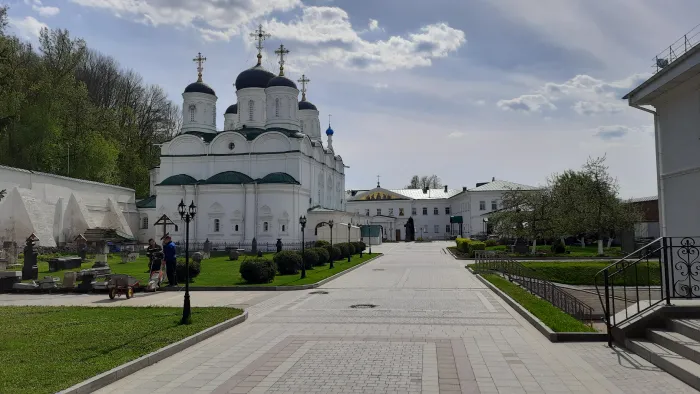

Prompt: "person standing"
[162,235,178,287]
[145,238,162,273]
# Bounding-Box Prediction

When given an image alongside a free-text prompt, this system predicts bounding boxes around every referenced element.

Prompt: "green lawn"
[484,244,623,257]
[482,274,596,333]
[0,306,243,394]
[520,261,661,286]
[22,253,379,287]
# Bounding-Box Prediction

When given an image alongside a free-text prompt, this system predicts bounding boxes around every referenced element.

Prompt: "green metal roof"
[136,195,157,209]
[257,172,300,185]
[179,128,305,143]
[205,171,254,185]
[158,174,198,186]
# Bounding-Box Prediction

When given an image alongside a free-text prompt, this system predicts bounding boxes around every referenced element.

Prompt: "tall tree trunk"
[580,237,585,248]
[532,239,537,254]
[607,237,613,248]
[598,239,604,255]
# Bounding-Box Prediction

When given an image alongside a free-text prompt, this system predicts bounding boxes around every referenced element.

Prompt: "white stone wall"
[298,109,321,143]
[265,86,301,131]
[236,88,266,128]
[182,92,217,134]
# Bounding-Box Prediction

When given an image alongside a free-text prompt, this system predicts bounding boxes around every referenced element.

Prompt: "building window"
[281,224,286,232]
[234,224,239,232]
[212,105,216,125]
[434,225,439,233]
[433,207,439,215]
[300,120,304,131]
[491,200,498,211]
[445,207,451,215]
[388,208,394,216]
[399,208,404,216]
[141,217,148,229]
[275,98,280,117]
[214,219,220,233]
[365,209,370,216]
[446,224,451,233]
[412,207,417,215]
[423,225,429,233]
[189,105,196,122]
[248,100,254,121]
[422,207,427,215]
[480,201,486,211]
[377,209,382,216]
[263,222,269,232]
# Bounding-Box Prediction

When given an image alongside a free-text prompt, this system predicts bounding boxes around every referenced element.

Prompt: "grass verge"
[484,244,623,257]
[520,261,660,286]
[0,306,243,394]
[21,253,379,287]
[482,274,596,333]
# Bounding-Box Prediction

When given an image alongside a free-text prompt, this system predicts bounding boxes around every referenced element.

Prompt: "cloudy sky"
[6,0,700,198]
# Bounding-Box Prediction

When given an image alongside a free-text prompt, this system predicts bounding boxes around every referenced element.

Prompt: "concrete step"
[668,319,700,342]
[648,329,700,364]
[626,338,700,391]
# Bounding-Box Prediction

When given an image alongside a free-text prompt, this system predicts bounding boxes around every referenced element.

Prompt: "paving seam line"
[57,311,249,394]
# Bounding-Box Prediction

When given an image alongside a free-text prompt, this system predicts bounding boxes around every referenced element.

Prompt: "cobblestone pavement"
[93,242,697,394]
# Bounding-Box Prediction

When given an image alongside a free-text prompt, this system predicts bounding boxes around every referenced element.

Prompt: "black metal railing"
[595,237,700,347]
[473,251,594,323]
[174,240,315,254]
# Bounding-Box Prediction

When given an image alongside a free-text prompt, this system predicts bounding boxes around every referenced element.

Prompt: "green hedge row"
[455,238,486,257]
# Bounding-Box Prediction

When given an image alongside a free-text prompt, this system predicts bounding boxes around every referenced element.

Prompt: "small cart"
[107,274,140,299]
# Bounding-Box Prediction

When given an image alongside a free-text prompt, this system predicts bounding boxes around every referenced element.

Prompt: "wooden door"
[395,229,401,241]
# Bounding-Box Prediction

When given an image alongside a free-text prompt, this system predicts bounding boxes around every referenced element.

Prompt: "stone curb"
[157,253,383,292]
[57,311,249,394]
[468,269,607,343]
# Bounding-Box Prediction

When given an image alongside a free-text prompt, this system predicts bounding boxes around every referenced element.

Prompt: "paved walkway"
[29,242,700,393]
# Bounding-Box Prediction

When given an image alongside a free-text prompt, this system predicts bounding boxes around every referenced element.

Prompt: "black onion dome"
[235,64,276,90]
[225,104,237,114]
[298,100,318,111]
[184,81,216,96]
[267,75,297,89]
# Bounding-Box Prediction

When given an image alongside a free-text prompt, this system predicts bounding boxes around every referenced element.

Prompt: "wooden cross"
[298,74,310,101]
[250,24,271,65]
[154,214,178,240]
[193,52,206,82]
[377,175,381,188]
[274,44,290,76]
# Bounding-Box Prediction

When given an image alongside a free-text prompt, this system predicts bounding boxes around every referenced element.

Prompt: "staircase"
[626,318,700,390]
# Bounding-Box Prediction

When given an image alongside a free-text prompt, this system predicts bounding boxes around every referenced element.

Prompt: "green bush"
[324,245,342,261]
[551,240,566,254]
[356,241,366,252]
[239,259,276,283]
[346,242,356,256]
[314,240,330,247]
[455,238,471,253]
[300,248,320,268]
[469,241,486,257]
[313,247,329,265]
[485,239,498,247]
[336,243,350,258]
[175,259,201,283]
[274,251,302,275]
[456,238,487,257]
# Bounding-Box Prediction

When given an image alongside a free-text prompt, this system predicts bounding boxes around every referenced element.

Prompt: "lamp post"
[328,220,334,269]
[347,221,352,262]
[367,220,372,254]
[300,216,307,279]
[177,199,196,325]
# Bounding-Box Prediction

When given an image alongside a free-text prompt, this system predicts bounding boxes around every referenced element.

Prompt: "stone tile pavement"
[22,242,700,393]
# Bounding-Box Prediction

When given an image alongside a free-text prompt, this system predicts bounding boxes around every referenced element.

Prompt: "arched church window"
[275,98,280,117]
[189,105,196,122]
[300,120,304,131]
[234,224,239,232]
[248,100,255,121]
[141,217,148,229]
[263,222,269,232]
[281,224,286,232]
[214,219,220,233]
[212,105,216,125]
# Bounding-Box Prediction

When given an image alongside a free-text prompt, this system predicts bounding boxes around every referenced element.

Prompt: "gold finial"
[193,52,207,82]
[298,74,310,101]
[250,24,270,66]
[274,44,289,76]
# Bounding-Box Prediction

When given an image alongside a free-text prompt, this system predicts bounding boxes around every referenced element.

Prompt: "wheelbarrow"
[107,274,140,299]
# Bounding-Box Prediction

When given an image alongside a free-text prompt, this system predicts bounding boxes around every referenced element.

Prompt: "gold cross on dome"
[193,52,207,82]
[298,74,310,100]
[250,24,271,65]
[275,44,290,76]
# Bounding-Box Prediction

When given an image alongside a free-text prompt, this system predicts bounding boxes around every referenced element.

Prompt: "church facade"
[138,28,352,245]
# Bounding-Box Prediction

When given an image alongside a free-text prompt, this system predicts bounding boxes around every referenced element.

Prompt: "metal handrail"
[653,24,700,73]
[473,251,594,324]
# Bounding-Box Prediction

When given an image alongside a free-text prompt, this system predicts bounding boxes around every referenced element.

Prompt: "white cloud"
[9,16,48,39]
[372,82,388,89]
[474,99,486,106]
[264,6,465,71]
[33,5,60,16]
[592,124,652,140]
[447,131,465,138]
[498,73,650,115]
[368,19,380,31]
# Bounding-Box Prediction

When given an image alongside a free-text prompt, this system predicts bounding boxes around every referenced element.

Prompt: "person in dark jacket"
[145,238,162,273]
[162,235,178,286]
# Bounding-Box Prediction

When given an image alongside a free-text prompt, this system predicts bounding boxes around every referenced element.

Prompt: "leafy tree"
[407,174,442,189]
[489,188,553,252]
[407,175,420,188]
[0,189,5,202]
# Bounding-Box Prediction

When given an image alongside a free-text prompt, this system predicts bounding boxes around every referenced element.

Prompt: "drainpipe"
[631,104,665,237]
[241,183,246,241]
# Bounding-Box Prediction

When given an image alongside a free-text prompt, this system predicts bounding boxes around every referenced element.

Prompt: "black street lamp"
[300,216,307,279]
[178,199,196,325]
[347,221,352,262]
[328,220,334,269]
[367,220,372,254]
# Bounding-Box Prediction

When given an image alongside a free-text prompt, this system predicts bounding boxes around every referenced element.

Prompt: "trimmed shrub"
[274,251,302,275]
[175,259,201,283]
[336,243,350,259]
[300,248,320,268]
[346,242,356,256]
[469,241,486,257]
[485,239,498,247]
[240,259,276,283]
[314,240,330,247]
[551,240,566,254]
[229,250,239,260]
[455,238,471,253]
[324,245,342,261]
[456,238,487,257]
[351,242,365,254]
[313,247,329,265]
